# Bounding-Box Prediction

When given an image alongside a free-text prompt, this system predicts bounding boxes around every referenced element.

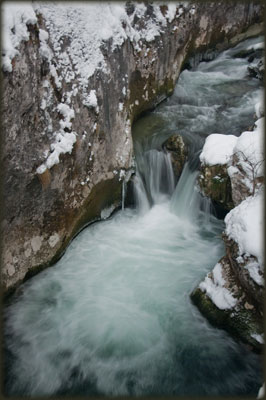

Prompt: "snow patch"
[37,130,76,174]
[245,260,264,286]
[225,191,264,266]
[251,333,264,344]
[227,165,239,177]
[83,90,99,113]
[165,4,177,22]
[1,2,37,72]
[33,1,196,93]
[200,134,238,166]
[233,117,264,181]
[57,103,75,130]
[36,101,77,173]
[199,263,237,310]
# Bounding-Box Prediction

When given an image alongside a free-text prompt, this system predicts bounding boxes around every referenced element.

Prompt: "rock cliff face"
[1,2,263,294]
[191,112,264,351]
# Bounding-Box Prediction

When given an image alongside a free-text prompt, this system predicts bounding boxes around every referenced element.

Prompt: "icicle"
[122,179,125,211]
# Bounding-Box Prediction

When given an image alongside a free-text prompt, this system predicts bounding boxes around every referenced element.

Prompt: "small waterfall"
[199,195,214,224]
[4,34,264,397]
[133,148,176,212]
[169,160,216,225]
[122,180,125,211]
[133,174,150,215]
[170,162,201,221]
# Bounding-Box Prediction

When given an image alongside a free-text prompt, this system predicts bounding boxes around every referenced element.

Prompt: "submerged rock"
[162,134,188,182]
[248,58,264,81]
[232,47,263,60]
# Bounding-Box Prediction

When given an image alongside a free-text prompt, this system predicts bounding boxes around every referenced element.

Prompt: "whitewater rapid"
[4,35,263,396]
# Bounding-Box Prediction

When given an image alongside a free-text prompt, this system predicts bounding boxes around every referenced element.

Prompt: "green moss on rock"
[191,254,264,353]
[198,164,234,212]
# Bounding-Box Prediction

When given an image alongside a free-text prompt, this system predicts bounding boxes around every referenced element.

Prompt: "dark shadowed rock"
[162,134,188,181]
[191,254,263,352]
[248,58,264,81]
[198,164,234,213]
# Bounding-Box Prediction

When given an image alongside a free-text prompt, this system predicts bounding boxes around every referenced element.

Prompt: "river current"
[4,36,264,396]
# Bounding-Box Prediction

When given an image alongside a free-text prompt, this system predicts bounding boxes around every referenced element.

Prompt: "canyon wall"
[1,1,263,294]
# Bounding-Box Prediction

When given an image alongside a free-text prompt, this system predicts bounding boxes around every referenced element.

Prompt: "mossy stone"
[191,287,263,352]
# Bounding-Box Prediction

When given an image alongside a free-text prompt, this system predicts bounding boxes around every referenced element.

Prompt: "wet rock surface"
[191,254,263,352]
[248,58,264,81]
[198,164,234,213]
[162,134,188,182]
[193,116,264,351]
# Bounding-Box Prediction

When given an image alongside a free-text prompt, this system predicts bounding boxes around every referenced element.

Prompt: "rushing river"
[4,36,263,396]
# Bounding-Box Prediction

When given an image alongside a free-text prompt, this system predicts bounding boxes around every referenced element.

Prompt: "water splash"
[4,34,264,397]
[133,146,176,212]
[170,162,200,220]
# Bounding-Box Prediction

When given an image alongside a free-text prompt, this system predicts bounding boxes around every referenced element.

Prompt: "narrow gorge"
[1,1,264,398]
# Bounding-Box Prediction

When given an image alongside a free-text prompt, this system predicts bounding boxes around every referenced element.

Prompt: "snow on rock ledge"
[199,134,238,166]
[198,134,236,212]
[199,262,237,310]
[191,255,264,351]
[1,2,37,72]
[229,116,264,203]
[36,103,77,174]
[198,103,264,211]
[194,95,264,350]
[225,191,264,267]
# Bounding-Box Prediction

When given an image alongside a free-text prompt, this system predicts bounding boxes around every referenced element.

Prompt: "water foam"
[4,35,264,396]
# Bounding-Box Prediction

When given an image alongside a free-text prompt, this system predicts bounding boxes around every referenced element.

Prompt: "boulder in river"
[162,134,188,182]
[248,58,264,81]
[191,254,264,352]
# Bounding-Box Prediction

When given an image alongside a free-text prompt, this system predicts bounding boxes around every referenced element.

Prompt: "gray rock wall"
[1,2,264,294]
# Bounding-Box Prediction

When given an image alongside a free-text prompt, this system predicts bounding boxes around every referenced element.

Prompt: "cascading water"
[122,179,126,211]
[4,35,263,397]
[133,147,175,212]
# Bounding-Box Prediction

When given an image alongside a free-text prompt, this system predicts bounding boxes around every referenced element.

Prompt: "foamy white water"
[4,35,263,396]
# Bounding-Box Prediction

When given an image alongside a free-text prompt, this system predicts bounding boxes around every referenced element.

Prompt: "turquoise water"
[4,35,264,396]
